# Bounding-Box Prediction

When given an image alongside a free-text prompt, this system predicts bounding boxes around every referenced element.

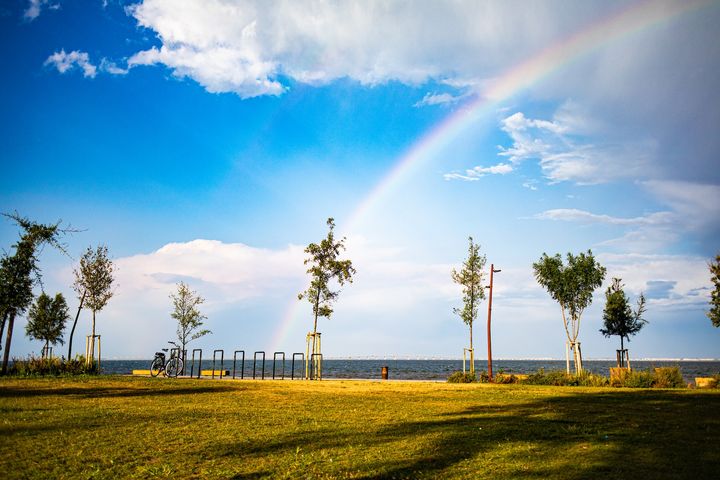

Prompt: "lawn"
[0,376,718,479]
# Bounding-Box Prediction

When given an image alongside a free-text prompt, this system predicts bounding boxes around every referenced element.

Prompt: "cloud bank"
[124,0,616,98]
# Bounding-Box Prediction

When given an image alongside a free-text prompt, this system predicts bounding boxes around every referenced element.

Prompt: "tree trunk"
[67,291,85,360]
[0,312,7,352]
[312,291,320,347]
[469,321,474,376]
[1,311,16,375]
[89,310,96,367]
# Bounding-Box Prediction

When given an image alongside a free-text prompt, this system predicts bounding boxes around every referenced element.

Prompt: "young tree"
[451,237,486,376]
[600,278,647,366]
[170,282,210,357]
[709,253,720,328]
[533,250,606,374]
[1,213,70,374]
[26,292,69,356]
[298,218,356,361]
[73,245,115,365]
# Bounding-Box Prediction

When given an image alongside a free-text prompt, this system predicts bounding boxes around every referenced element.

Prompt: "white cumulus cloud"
[123,0,615,98]
[44,50,98,78]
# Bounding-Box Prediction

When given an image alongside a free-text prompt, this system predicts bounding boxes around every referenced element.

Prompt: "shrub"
[524,369,578,386]
[576,370,609,387]
[623,370,654,388]
[447,371,477,383]
[493,373,521,384]
[8,355,98,376]
[652,366,685,388]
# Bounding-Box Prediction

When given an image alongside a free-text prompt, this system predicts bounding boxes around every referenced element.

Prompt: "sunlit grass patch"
[1,376,718,479]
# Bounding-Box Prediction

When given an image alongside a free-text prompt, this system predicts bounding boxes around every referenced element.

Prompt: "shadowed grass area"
[1,376,718,479]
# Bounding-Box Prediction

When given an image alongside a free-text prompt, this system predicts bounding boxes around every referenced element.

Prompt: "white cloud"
[597,253,711,310]
[24,0,58,21]
[497,106,655,184]
[444,162,513,181]
[44,50,97,78]
[414,92,464,107]
[123,0,615,98]
[100,58,129,75]
[534,208,674,226]
[642,180,720,232]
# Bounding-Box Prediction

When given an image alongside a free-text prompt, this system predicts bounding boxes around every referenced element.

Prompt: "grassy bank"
[1,376,719,479]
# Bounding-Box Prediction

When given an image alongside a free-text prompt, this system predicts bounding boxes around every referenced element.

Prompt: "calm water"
[101,358,720,382]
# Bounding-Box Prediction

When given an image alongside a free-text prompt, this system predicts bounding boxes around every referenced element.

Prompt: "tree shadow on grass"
[206,389,720,479]
[0,384,237,399]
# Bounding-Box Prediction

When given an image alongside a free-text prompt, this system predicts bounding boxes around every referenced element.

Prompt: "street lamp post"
[486,264,501,381]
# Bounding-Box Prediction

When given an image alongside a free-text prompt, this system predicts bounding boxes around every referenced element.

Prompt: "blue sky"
[1,0,719,360]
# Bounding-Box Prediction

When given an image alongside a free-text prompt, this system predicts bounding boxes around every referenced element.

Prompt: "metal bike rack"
[291,353,304,380]
[232,350,245,379]
[212,349,224,379]
[310,353,323,380]
[253,351,265,379]
[190,348,202,379]
[273,352,285,380]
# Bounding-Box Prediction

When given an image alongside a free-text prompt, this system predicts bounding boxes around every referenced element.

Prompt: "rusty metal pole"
[486,264,501,381]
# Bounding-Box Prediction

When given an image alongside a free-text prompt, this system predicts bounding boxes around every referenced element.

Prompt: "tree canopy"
[709,254,720,328]
[600,278,647,352]
[533,250,606,344]
[533,250,606,374]
[451,236,486,376]
[170,282,210,353]
[298,218,356,334]
[26,292,69,353]
[451,236,487,328]
[1,212,71,373]
[73,245,115,364]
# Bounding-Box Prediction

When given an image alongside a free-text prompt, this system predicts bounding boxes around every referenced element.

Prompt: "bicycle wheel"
[150,357,164,377]
[165,357,181,378]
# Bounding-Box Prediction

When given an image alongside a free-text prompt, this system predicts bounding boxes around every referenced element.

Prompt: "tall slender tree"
[73,245,115,365]
[169,282,210,357]
[26,292,69,356]
[600,278,647,366]
[451,237,486,376]
[533,250,606,374]
[1,213,70,374]
[298,218,355,365]
[708,253,720,328]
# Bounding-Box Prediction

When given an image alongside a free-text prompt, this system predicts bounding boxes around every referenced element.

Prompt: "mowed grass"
[1,376,719,479]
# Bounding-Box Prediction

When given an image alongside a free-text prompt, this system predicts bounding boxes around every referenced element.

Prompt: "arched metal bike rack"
[253,351,266,379]
[273,352,285,380]
[212,349,224,379]
[291,353,304,380]
[190,348,202,379]
[232,350,245,379]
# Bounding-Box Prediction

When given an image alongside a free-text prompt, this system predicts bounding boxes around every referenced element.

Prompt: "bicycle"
[150,343,184,378]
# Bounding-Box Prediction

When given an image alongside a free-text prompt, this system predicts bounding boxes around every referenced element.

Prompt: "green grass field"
[1,376,718,479]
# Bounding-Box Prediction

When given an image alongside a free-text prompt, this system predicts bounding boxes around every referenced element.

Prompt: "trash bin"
[381,366,389,380]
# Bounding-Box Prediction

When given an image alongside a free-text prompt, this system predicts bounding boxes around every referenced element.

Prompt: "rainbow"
[269,0,713,353]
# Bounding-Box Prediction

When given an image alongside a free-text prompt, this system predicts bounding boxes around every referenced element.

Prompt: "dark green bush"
[447,371,477,383]
[524,369,578,386]
[8,355,98,376]
[623,369,654,388]
[652,366,685,388]
[493,373,520,384]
